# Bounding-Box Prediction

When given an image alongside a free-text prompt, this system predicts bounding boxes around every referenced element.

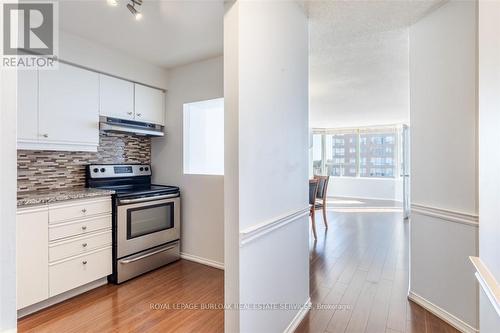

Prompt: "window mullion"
[321,134,326,176]
[356,129,360,177]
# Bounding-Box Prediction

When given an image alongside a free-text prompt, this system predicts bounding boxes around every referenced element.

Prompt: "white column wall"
[409,1,479,331]
[0,52,18,333]
[224,1,310,332]
[478,1,500,331]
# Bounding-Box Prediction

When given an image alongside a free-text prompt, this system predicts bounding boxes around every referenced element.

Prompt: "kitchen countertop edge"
[17,188,115,208]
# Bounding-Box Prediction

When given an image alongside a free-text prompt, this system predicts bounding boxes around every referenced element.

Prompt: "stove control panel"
[88,164,151,178]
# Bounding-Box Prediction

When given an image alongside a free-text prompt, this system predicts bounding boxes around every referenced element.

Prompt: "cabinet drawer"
[49,247,112,297]
[49,215,111,241]
[49,198,111,224]
[49,230,112,262]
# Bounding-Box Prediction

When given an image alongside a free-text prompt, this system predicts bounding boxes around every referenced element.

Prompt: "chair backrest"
[309,179,319,205]
[314,175,330,200]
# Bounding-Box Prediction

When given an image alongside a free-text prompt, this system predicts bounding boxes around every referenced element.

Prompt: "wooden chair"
[313,175,330,229]
[309,179,319,240]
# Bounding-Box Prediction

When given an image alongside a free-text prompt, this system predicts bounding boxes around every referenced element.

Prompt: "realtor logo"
[1,2,58,69]
[3,3,54,55]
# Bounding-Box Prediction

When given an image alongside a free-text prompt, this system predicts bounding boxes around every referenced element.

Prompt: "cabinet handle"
[81,208,87,213]
[137,113,142,117]
[82,260,88,265]
[127,112,133,115]
[40,134,48,138]
[81,226,87,230]
[82,243,88,248]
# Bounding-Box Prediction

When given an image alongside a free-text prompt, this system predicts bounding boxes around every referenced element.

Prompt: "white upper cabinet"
[17,69,39,142]
[99,74,134,121]
[134,84,165,125]
[16,61,165,152]
[38,63,99,150]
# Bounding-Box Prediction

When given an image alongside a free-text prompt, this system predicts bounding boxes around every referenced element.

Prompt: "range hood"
[100,116,164,137]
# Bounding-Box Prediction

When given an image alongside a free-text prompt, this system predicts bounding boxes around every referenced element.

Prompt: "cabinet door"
[99,74,134,120]
[39,63,99,146]
[134,84,165,125]
[17,207,49,309]
[17,69,38,141]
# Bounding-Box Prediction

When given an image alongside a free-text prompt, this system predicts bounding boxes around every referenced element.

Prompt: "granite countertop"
[17,188,115,207]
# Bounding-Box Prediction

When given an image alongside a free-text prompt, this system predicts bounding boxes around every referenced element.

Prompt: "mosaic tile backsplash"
[17,131,151,193]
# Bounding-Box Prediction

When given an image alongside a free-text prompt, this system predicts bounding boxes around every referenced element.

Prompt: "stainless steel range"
[86,164,180,284]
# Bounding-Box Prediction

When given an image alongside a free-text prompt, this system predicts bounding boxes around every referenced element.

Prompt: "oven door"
[117,194,180,258]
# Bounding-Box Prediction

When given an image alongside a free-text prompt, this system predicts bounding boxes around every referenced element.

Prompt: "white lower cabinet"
[49,215,112,241]
[49,247,112,297]
[49,230,111,262]
[17,206,49,310]
[16,197,112,311]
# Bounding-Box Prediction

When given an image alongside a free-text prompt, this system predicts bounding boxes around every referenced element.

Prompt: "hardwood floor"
[19,197,460,333]
[18,260,224,333]
[296,197,460,333]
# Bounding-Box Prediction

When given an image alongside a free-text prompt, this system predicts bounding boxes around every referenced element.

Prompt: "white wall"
[0,53,18,333]
[409,1,478,331]
[329,177,402,202]
[59,31,168,89]
[152,56,224,268]
[224,1,309,332]
[478,1,500,330]
[0,1,18,328]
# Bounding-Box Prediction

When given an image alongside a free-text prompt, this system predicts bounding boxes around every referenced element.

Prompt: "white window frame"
[183,98,224,176]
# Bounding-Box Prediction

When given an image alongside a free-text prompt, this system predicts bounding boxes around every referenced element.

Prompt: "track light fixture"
[128,1,143,20]
[108,0,143,20]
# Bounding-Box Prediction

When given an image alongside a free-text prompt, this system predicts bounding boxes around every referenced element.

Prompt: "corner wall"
[151,56,224,269]
[0,62,17,333]
[409,1,478,331]
[476,1,500,330]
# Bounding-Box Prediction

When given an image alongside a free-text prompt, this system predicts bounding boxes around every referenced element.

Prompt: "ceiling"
[58,0,223,69]
[307,0,444,128]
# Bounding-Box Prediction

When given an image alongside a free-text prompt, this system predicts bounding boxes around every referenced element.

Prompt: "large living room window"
[311,126,401,178]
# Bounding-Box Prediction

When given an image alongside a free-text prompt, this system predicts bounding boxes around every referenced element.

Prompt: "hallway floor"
[296,197,460,333]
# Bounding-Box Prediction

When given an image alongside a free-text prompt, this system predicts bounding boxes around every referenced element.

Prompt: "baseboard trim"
[239,207,309,246]
[330,195,403,203]
[408,291,478,333]
[18,277,108,318]
[283,297,311,333]
[180,252,224,270]
[411,203,479,227]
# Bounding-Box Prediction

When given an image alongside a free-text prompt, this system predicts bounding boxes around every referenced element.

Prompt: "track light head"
[126,3,142,20]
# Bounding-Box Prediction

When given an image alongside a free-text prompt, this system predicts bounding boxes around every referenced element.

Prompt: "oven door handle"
[120,244,177,264]
[118,193,179,204]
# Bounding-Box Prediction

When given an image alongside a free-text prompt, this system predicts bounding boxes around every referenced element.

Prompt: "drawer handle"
[137,113,142,117]
[81,226,87,231]
[127,111,133,115]
[82,243,88,248]
[82,260,88,265]
[81,208,87,213]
